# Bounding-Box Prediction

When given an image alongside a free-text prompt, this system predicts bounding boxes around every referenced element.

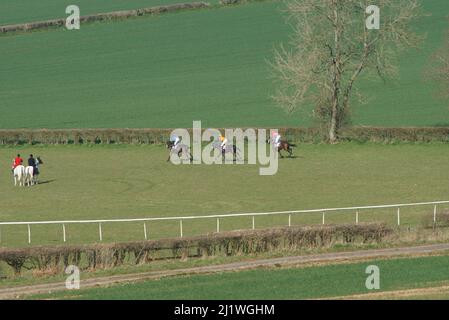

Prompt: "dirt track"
[1,243,449,299]
[323,285,449,300]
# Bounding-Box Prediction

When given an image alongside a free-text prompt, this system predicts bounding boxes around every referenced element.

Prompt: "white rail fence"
[0,200,448,244]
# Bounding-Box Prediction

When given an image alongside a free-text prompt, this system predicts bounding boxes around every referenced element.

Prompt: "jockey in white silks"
[272,131,281,148]
[219,134,228,152]
[170,135,181,149]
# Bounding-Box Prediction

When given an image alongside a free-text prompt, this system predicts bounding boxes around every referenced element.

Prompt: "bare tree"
[272,0,424,143]
[427,19,449,101]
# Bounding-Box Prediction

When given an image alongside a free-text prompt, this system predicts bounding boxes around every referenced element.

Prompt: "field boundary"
[0,200,447,244]
[322,284,449,300]
[0,2,210,34]
[0,224,392,276]
[2,243,449,299]
[1,127,449,145]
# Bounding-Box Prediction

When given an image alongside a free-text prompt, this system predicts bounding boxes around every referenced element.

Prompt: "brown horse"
[270,140,295,158]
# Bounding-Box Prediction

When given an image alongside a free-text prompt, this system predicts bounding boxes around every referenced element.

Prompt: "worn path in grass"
[324,285,449,300]
[2,243,449,299]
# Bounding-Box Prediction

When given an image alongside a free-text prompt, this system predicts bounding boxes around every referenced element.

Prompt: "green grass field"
[0,0,221,26]
[1,143,449,246]
[1,0,449,301]
[0,0,448,129]
[30,254,449,299]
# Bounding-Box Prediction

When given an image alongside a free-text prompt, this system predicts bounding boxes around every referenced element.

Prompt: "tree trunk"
[329,0,340,144]
[329,100,339,143]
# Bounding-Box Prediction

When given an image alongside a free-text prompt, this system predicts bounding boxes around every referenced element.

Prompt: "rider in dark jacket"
[28,154,36,169]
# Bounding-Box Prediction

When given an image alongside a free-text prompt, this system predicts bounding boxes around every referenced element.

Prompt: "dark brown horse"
[268,140,295,158]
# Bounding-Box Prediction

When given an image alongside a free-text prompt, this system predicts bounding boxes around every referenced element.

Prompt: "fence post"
[216,218,220,233]
[27,224,31,244]
[180,220,183,238]
[99,223,103,241]
[0,227,2,244]
[434,205,437,225]
[144,222,147,240]
[252,216,255,230]
[356,211,359,224]
[322,212,325,225]
[288,214,291,227]
[397,208,400,226]
[63,224,66,243]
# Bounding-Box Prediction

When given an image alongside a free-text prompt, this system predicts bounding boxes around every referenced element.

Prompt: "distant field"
[31,254,449,299]
[0,1,448,129]
[0,0,220,26]
[0,143,448,247]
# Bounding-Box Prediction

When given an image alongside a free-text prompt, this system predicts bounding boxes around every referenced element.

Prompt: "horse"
[24,156,44,186]
[25,166,35,186]
[212,141,241,161]
[13,165,25,186]
[34,156,43,182]
[268,139,296,158]
[166,141,193,163]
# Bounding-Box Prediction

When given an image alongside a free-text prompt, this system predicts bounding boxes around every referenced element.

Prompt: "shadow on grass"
[37,179,56,185]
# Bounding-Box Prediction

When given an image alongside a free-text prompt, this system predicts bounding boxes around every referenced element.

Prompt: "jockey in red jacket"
[13,154,23,169]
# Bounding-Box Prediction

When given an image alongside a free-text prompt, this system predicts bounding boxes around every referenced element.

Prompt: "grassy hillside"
[31,254,449,299]
[1,143,448,246]
[0,0,448,129]
[0,0,219,26]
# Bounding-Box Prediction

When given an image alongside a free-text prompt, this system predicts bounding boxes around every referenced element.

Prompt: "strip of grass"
[2,228,449,289]
[29,254,449,299]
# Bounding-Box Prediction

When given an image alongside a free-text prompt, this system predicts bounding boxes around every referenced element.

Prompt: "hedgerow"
[0,224,392,276]
[0,127,448,145]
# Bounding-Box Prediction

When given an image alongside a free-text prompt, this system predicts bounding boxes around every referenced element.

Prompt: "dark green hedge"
[0,224,392,275]
[0,3,210,34]
[0,127,448,145]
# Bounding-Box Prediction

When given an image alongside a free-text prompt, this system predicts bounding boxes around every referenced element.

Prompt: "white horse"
[25,166,36,186]
[13,165,25,186]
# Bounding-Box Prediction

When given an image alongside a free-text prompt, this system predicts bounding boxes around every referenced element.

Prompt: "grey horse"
[166,141,193,163]
[212,141,242,161]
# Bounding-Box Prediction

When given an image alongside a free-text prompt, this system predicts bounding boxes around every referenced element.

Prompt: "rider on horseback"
[28,154,37,173]
[170,134,181,150]
[35,156,42,175]
[12,154,23,172]
[219,134,228,154]
[272,132,281,148]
